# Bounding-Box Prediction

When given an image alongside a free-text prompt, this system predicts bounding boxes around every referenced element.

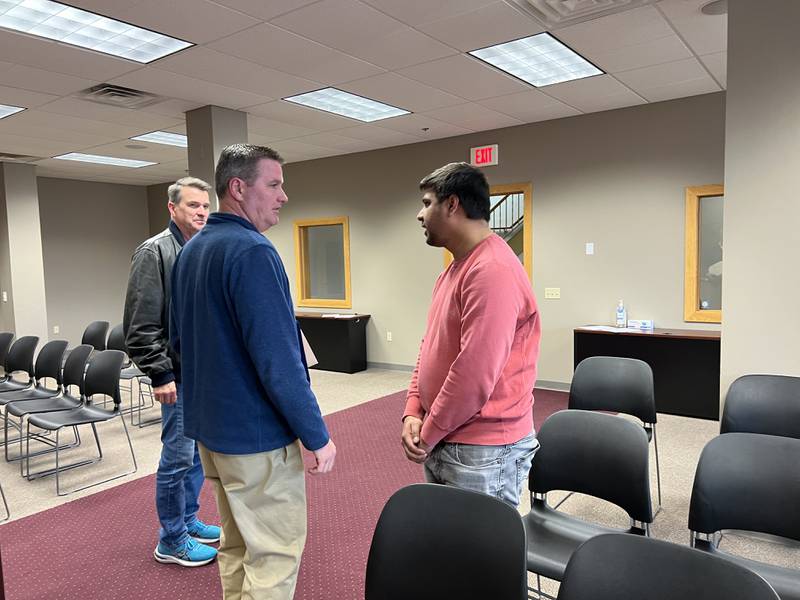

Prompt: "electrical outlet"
[1,291,6,302]
[53,325,60,334]
[544,287,561,299]
[585,242,595,255]
[386,331,393,342]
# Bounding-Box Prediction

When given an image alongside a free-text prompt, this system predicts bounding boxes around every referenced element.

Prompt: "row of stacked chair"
[0,325,140,501]
[366,357,799,600]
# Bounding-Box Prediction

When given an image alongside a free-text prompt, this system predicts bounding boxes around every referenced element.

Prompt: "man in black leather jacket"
[123,176,220,567]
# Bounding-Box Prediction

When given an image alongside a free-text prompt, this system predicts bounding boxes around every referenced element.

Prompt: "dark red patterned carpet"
[0,388,566,600]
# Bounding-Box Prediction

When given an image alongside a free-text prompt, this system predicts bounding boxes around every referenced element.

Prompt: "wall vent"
[507,0,658,27]
[77,83,163,110]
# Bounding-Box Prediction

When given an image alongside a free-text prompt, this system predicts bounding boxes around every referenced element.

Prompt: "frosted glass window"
[294,217,351,309]
[698,195,723,311]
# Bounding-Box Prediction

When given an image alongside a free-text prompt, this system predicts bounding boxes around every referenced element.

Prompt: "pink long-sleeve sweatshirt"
[404,234,541,449]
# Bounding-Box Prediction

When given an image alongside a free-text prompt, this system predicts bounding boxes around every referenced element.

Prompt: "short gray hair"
[215,144,284,200]
[167,176,211,205]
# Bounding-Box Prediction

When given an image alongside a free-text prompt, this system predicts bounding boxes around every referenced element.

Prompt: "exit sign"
[470,144,498,167]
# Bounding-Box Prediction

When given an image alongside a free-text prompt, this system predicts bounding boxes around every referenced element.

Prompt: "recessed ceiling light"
[130,131,188,147]
[0,103,25,119]
[53,152,157,168]
[0,0,192,63]
[283,88,410,122]
[469,32,603,87]
[701,0,727,15]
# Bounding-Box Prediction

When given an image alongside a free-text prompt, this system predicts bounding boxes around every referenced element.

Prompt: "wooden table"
[574,327,721,420]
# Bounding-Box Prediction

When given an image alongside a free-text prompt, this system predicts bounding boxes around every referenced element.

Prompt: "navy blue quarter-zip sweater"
[170,212,329,454]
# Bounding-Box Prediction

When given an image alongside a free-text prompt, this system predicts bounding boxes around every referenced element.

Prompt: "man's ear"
[445,194,461,216]
[228,177,244,203]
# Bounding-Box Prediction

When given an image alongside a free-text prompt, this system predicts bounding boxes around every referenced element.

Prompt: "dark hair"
[419,162,490,221]
[215,144,284,200]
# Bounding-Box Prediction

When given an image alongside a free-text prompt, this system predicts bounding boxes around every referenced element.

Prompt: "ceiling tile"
[422,103,523,131]
[557,6,674,55]
[0,64,98,96]
[330,124,423,145]
[2,108,149,139]
[0,134,83,158]
[657,0,727,56]
[375,113,473,138]
[340,72,463,113]
[0,29,142,82]
[62,0,145,15]
[0,85,58,110]
[418,2,544,52]
[398,55,529,101]
[614,57,721,101]
[360,0,496,26]
[38,97,181,130]
[542,75,645,112]
[141,99,203,119]
[81,140,186,163]
[588,35,692,74]
[478,90,581,122]
[114,0,259,45]
[212,0,321,20]
[290,132,368,150]
[272,0,455,70]
[156,47,319,99]
[245,100,358,131]
[248,116,318,141]
[700,52,727,89]
[0,117,114,147]
[109,68,271,110]
[208,23,384,84]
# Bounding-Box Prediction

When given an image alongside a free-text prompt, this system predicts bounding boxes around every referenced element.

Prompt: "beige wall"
[147,182,171,236]
[37,177,149,345]
[270,92,725,384]
[720,0,800,395]
[0,168,14,333]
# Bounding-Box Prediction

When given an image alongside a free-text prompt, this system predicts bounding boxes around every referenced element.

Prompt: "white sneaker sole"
[190,534,220,544]
[153,547,216,567]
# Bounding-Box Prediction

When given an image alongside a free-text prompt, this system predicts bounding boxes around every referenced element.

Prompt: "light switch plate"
[585,242,594,255]
[544,287,561,299]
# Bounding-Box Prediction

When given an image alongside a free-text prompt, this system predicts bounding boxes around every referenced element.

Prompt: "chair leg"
[0,481,9,522]
[652,423,662,515]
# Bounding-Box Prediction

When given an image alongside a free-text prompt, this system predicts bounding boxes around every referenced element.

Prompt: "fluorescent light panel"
[0,103,25,119]
[54,152,157,168]
[0,0,192,63]
[131,131,188,147]
[470,32,602,87]
[284,88,409,123]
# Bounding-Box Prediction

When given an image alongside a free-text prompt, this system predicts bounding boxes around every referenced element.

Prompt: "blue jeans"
[156,383,205,548]
[424,431,539,507]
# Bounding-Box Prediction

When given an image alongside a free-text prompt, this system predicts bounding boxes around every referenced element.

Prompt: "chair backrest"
[689,433,800,541]
[4,336,39,379]
[569,356,656,423]
[81,321,109,351]
[84,350,125,406]
[33,339,69,385]
[0,332,13,371]
[365,483,527,600]
[529,410,653,524]
[559,534,780,600]
[721,374,800,439]
[63,344,94,391]
[105,323,126,353]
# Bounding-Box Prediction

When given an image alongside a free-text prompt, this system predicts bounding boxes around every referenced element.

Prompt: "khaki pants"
[199,442,307,600]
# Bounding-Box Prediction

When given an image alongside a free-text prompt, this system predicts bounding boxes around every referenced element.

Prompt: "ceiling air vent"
[77,83,163,110]
[0,152,43,163]
[507,0,658,27]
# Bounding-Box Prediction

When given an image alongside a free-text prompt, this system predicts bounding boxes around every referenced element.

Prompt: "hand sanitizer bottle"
[615,299,627,328]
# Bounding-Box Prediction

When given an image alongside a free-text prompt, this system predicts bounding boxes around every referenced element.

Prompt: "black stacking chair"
[25,349,137,496]
[567,356,662,512]
[721,374,800,438]
[0,479,8,522]
[106,324,156,427]
[0,332,14,379]
[0,336,38,394]
[689,433,800,600]
[82,320,109,351]
[6,344,92,470]
[0,339,68,458]
[559,534,780,600]
[523,410,653,600]
[365,483,527,600]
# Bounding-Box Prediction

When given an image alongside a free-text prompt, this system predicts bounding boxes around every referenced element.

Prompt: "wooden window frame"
[444,182,533,281]
[684,184,723,323]
[294,216,352,309]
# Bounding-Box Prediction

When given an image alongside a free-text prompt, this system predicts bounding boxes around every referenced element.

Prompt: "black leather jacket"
[123,221,184,387]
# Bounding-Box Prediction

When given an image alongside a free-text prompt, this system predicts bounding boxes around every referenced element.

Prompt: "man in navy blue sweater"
[170,144,336,599]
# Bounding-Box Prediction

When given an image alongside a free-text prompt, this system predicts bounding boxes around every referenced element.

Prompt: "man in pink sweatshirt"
[402,162,541,507]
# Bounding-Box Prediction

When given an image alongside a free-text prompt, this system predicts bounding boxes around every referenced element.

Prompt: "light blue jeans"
[424,431,539,507]
[156,382,205,548]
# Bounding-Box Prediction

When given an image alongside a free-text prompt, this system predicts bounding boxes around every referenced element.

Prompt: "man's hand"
[153,381,177,405]
[401,416,428,464]
[309,439,336,474]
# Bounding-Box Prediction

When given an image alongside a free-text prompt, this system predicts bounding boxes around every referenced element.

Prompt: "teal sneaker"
[187,520,221,544]
[154,538,217,567]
